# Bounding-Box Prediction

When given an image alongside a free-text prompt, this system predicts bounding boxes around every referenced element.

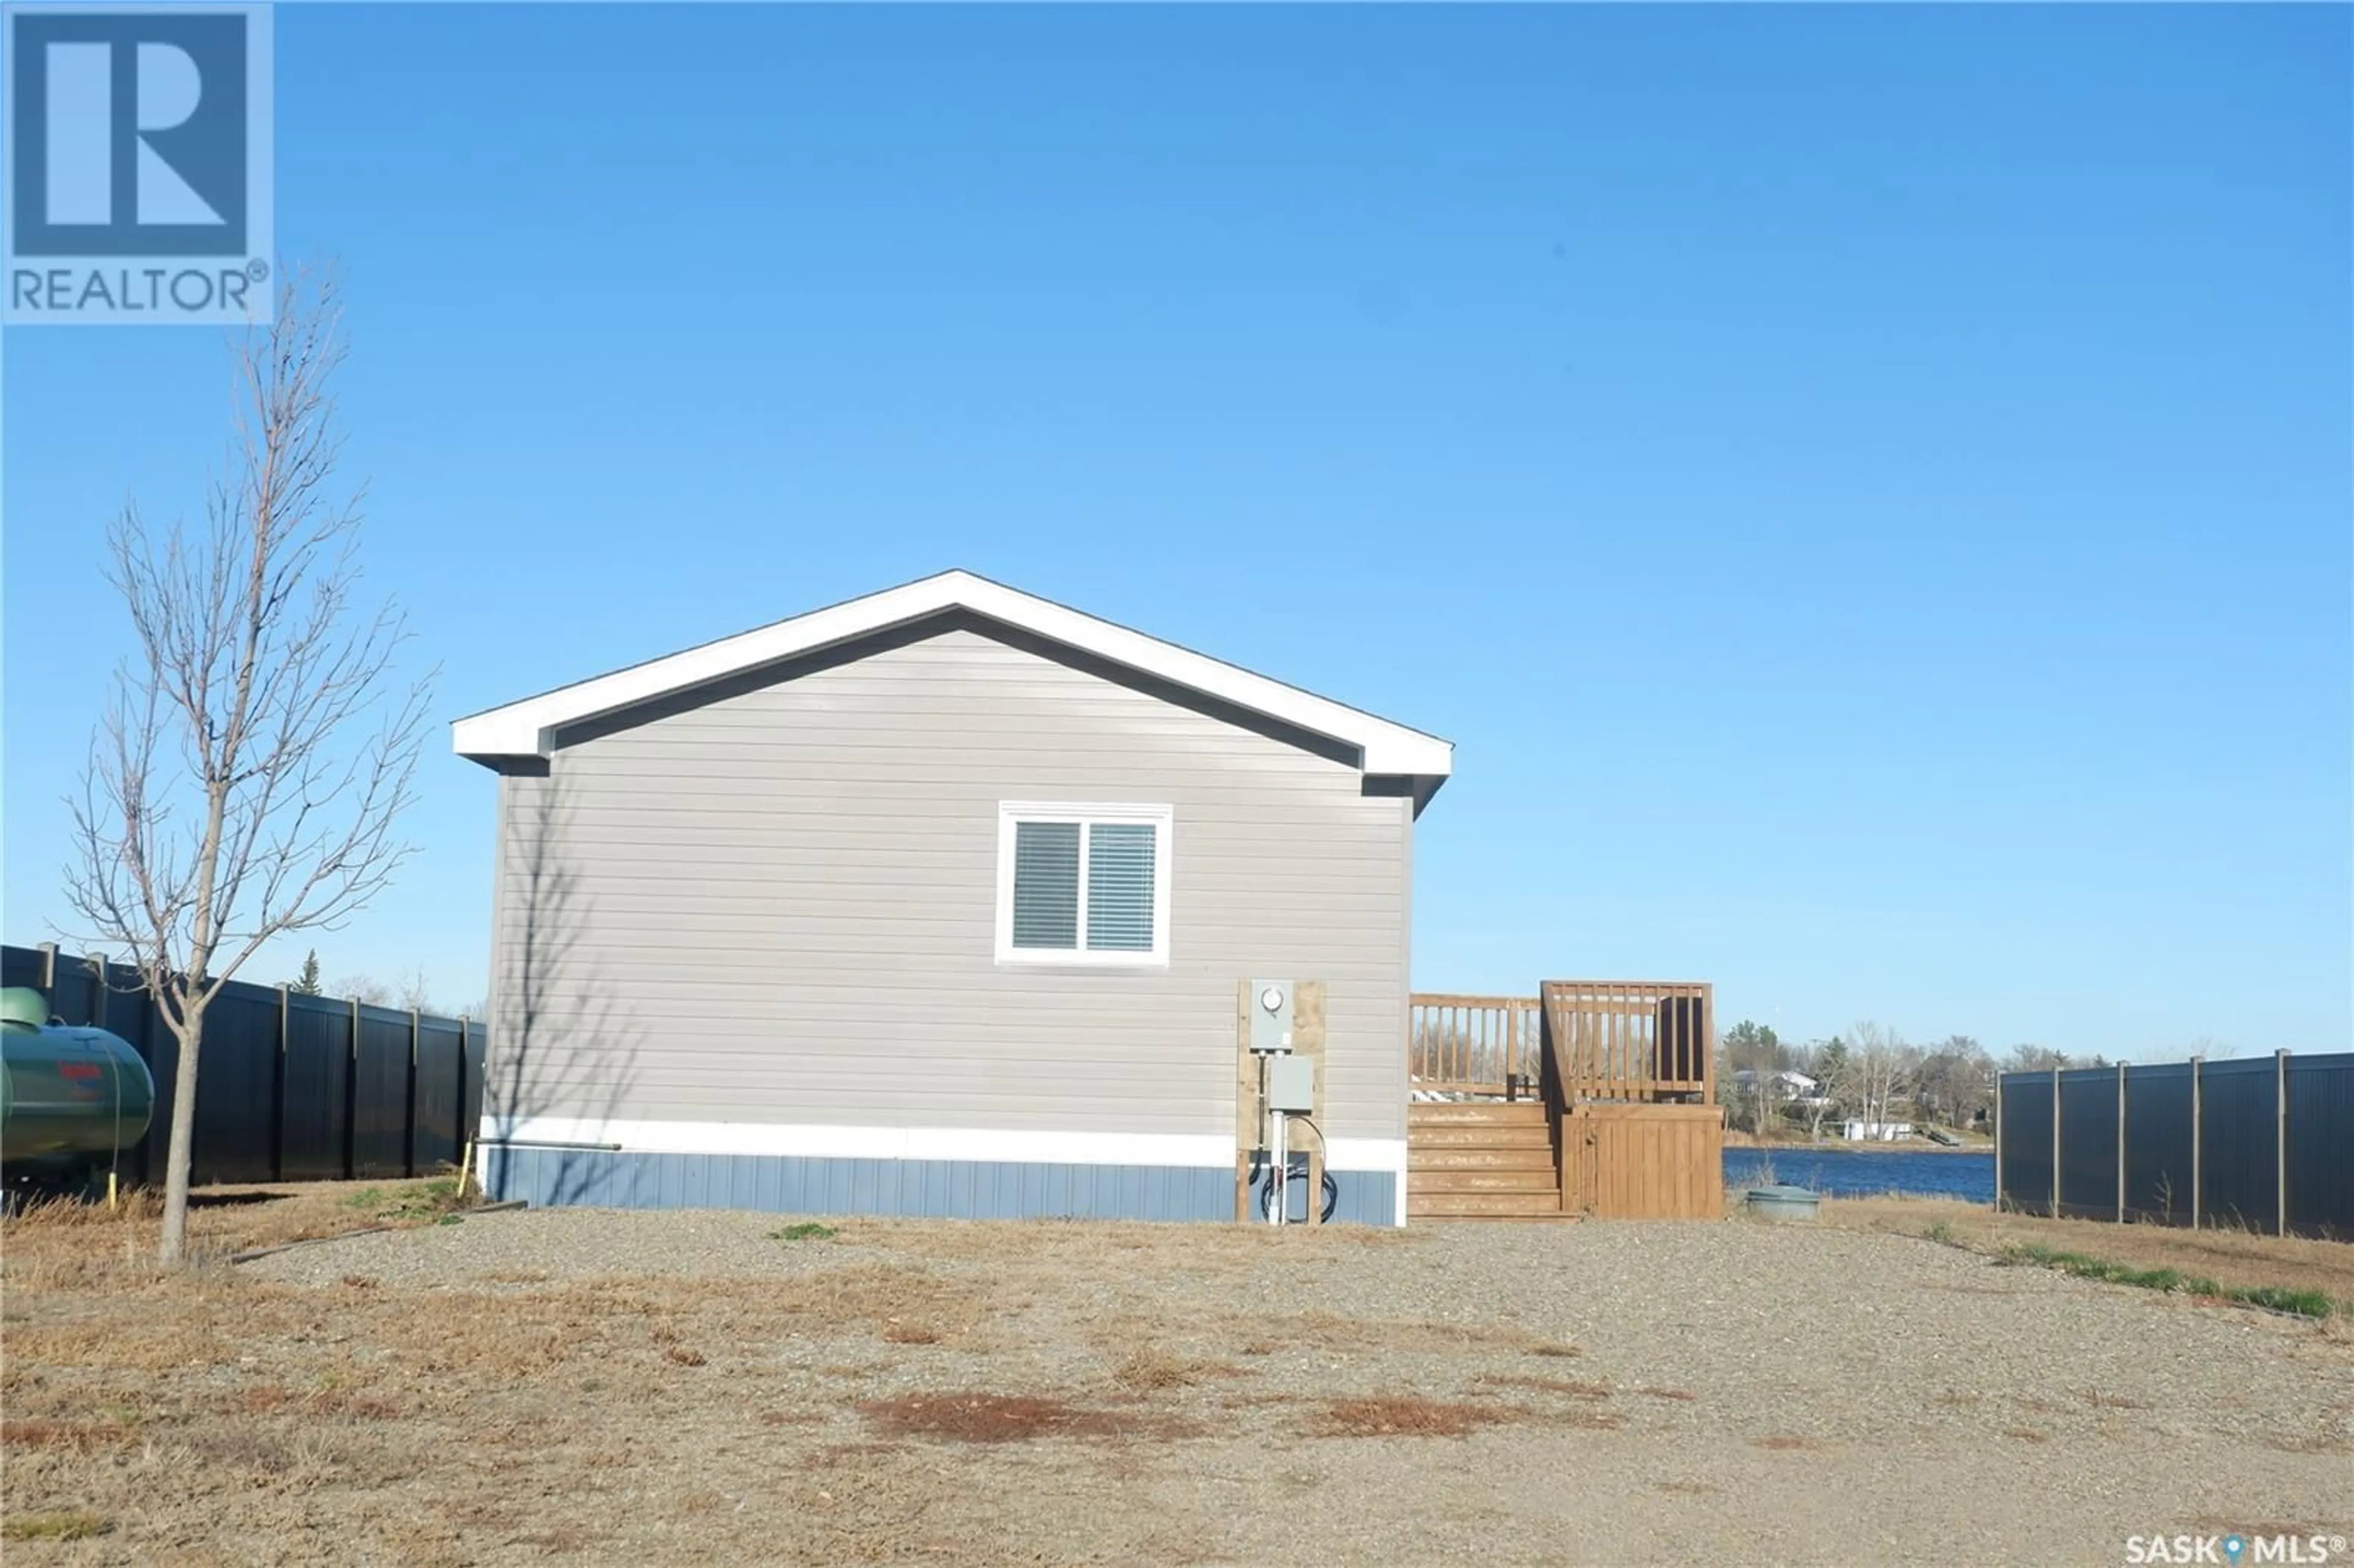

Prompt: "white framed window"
[995,802,1173,966]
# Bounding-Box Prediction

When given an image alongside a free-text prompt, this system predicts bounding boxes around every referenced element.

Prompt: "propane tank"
[0,987,155,1170]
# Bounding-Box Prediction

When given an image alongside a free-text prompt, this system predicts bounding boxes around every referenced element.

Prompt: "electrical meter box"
[1248,979,1294,1054]
[1267,1055,1316,1114]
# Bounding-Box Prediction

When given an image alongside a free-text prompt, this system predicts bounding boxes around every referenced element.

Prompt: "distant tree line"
[1713,1021,2238,1140]
[285,947,484,1019]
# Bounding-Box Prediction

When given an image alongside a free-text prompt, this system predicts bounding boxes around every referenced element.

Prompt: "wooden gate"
[1561,1103,1724,1219]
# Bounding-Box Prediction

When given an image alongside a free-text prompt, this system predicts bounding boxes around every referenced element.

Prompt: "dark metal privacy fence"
[3,943,484,1188]
[1996,1051,2353,1239]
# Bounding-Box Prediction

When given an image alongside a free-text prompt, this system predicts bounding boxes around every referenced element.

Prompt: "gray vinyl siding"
[486,625,1412,1147]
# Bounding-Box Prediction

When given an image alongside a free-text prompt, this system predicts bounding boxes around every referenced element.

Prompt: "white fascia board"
[481,1116,1410,1174]
[451,570,1454,778]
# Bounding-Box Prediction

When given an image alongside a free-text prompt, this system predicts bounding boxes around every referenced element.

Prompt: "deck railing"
[1538,980,1714,1104]
[1407,994,1542,1098]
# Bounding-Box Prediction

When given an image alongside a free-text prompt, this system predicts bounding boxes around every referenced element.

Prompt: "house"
[1732,1067,1821,1097]
[452,571,1452,1225]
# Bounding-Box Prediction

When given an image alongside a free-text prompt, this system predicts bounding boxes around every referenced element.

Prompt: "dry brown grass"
[2085,1389,2152,1411]
[1824,1197,2354,1314]
[1110,1346,1242,1392]
[1214,1306,1572,1358]
[1301,1395,1527,1439]
[0,1510,107,1542]
[858,1392,1198,1445]
[0,1189,1475,1562]
[2004,1427,2052,1444]
[1475,1372,1613,1400]
[5,1184,2337,1564]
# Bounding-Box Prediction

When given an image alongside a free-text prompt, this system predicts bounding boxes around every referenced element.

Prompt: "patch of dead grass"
[1,1510,107,1542]
[2004,1427,2051,1444]
[1475,1373,1612,1401]
[1,1418,139,1452]
[1301,1395,1527,1439]
[858,1392,1198,1445]
[1110,1347,1243,1393]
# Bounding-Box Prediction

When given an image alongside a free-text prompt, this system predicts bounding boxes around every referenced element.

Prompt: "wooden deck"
[1407,981,1724,1222]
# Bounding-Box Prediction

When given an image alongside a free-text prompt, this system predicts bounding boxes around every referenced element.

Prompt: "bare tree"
[1832,1022,1914,1139]
[63,273,430,1263]
[395,965,435,1014]
[333,973,395,1008]
[1797,1038,1845,1142]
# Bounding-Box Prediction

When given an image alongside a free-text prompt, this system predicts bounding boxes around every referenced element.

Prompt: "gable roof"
[451,569,1455,781]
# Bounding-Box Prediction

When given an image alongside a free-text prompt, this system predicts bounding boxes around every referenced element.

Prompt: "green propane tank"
[0,987,155,1168]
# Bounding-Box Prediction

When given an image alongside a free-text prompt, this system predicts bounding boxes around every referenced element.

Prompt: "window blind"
[1010,820,1081,949]
[1085,823,1157,951]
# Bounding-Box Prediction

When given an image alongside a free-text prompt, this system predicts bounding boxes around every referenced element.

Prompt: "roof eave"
[449,570,1455,780]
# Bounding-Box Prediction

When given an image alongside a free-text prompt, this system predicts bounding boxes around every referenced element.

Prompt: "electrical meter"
[1248,978,1294,1054]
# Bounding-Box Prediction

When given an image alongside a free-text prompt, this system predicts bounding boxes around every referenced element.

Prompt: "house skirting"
[478,1121,1406,1226]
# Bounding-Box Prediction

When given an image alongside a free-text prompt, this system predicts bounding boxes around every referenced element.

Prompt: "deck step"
[1407,1102,1548,1125]
[1409,1146,1556,1173]
[1407,1192,1564,1217]
[1407,1211,1579,1223]
[1410,1169,1560,1195]
[1406,1123,1551,1149]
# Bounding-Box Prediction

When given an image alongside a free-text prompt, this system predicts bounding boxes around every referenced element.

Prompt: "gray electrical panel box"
[1268,1056,1316,1114]
[1248,978,1294,1054]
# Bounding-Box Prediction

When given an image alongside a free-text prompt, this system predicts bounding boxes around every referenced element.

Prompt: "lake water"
[1723,1147,1994,1204]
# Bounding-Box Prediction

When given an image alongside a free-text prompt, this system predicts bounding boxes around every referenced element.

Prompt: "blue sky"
[5,4,2348,1057]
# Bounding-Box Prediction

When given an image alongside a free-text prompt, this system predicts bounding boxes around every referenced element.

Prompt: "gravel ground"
[210,1209,2354,1566]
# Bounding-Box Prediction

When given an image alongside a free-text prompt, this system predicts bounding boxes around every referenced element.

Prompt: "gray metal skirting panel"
[482,1146,1398,1226]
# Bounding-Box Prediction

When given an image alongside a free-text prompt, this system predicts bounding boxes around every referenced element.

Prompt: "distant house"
[1733,1067,1820,1097]
[452,571,1452,1224]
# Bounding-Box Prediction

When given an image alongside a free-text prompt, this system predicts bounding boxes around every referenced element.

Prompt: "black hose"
[1247,1147,1340,1224]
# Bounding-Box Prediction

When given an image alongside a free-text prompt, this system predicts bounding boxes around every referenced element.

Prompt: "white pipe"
[1269,1110,1287,1228]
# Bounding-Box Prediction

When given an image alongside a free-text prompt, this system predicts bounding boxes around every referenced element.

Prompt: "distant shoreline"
[1723,1136,1993,1157]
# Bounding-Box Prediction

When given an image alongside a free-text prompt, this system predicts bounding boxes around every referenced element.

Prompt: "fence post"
[1992,1071,2004,1213]
[37,940,56,994]
[2275,1048,2289,1238]
[406,1007,421,1179]
[2190,1055,2203,1231]
[2115,1061,2127,1223]
[2049,1070,2062,1218]
[346,995,362,1180]
[91,953,107,1029]
[459,1013,474,1179]
[273,984,290,1182]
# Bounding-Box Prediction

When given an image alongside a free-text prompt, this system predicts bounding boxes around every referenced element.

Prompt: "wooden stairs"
[1406,1100,1564,1220]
